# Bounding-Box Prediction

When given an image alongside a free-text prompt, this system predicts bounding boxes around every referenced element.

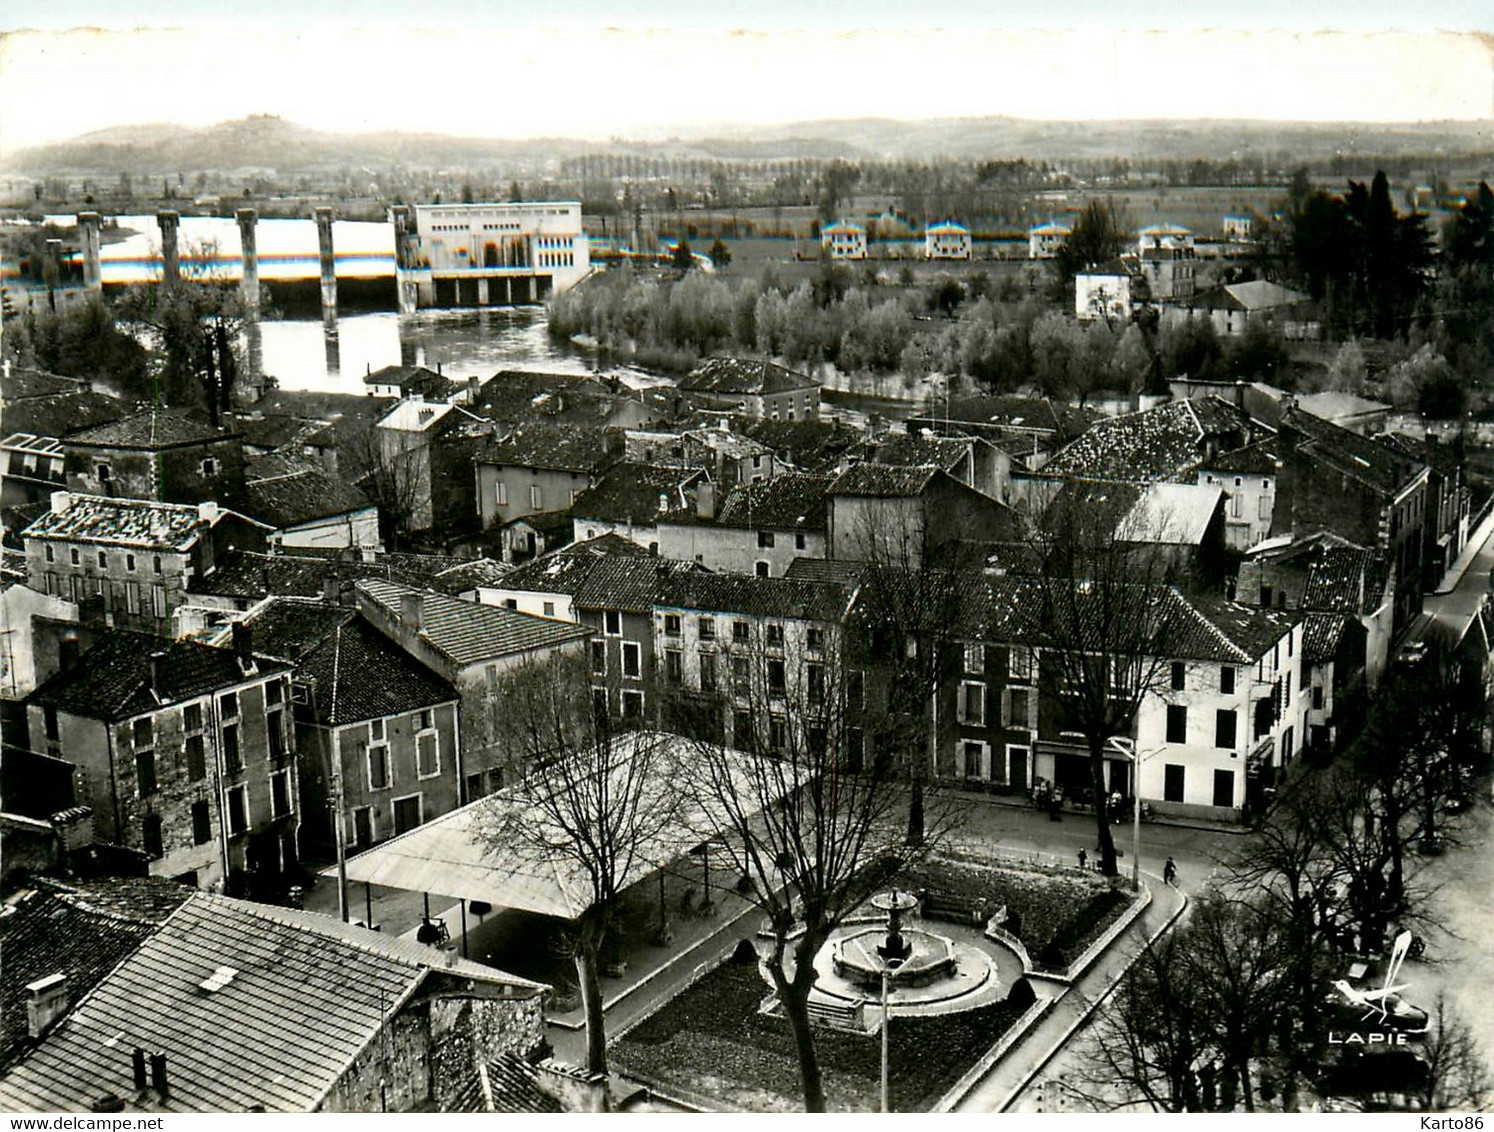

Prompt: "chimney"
[25,973,69,1038]
[322,575,341,605]
[696,480,715,520]
[149,651,168,699]
[658,492,670,515]
[50,490,71,514]
[198,500,220,523]
[50,807,95,853]
[231,621,253,667]
[401,592,424,634]
[132,1048,148,1091]
[150,1052,169,1102]
[436,362,443,377]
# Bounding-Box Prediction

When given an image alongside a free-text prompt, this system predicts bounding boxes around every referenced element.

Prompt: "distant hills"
[4,113,1492,176]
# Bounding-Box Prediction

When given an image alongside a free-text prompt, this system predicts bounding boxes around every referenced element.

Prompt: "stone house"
[655,472,834,577]
[679,357,819,423]
[825,464,1023,567]
[62,408,246,509]
[21,493,269,636]
[26,626,297,894]
[474,422,616,531]
[375,398,491,532]
[570,462,709,552]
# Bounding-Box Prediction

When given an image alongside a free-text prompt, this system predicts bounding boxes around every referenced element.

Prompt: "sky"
[1,3,1490,151]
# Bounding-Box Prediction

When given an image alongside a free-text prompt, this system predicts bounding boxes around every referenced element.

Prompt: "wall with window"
[656,520,826,578]
[63,434,246,508]
[1197,467,1276,551]
[475,462,594,530]
[938,641,1038,792]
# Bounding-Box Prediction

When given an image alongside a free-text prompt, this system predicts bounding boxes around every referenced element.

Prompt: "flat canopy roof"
[329,731,781,921]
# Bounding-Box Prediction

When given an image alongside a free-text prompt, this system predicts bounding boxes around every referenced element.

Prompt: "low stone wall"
[1051,883,1152,985]
[931,994,1055,1113]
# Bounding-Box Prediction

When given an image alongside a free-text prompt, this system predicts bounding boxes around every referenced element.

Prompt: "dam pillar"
[157,210,180,288]
[314,207,337,313]
[236,207,260,314]
[77,212,103,292]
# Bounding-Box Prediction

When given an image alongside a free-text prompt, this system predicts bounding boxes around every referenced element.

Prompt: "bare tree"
[1416,993,1493,1112]
[475,651,682,1087]
[340,419,424,550]
[1023,485,1188,875]
[676,615,959,1112]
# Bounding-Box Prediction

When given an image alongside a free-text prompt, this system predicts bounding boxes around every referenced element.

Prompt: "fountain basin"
[831,926,959,989]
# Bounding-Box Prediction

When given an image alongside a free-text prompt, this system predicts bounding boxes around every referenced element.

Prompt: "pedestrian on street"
[1163,856,1177,886]
[1077,848,1088,871]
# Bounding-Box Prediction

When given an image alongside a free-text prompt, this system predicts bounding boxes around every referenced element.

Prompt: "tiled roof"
[235,414,318,451]
[21,494,250,551]
[242,463,373,529]
[736,418,860,471]
[65,408,231,449]
[432,558,514,595]
[471,371,624,427]
[1199,438,1281,475]
[2,391,129,441]
[1042,398,1251,481]
[358,580,591,666]
[0,892,543,1113]
[0,879,189,1072]
[570,462,703,524]
[239,600,456,726]
[363,365,461,401]
[1377,430,1461,478]
[682,357,815,396]
[715,472,832,532]
[1,367,86,401]
[475,422,614,474]
[1115,482,1223,545]
[502,551,701,614]
[504,509,575,538]
[1281,407,1424,497]
[782,557,870,588]
[866,434,974,474]
[1302,611,1352,663]
[653,571,852,622]
[449,1053,565,1114]
[29,630,290,721]
[828,463,939,497]
[1301,545,1385,614]
[190,548,435,601]
[910,395,1099,441]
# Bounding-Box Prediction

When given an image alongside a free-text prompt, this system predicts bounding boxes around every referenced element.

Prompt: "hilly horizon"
[5,113,1493,177]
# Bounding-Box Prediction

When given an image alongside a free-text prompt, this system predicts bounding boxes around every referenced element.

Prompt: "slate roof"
[653,572,852,622]
[242,461,374,529]
[1302,611,1353,663]
[65,408,232,449]
[715,472,832,532]
[570,463,703,524]
[475,422,614,474]
[828,464,940,498]
[0,878,190,1073]
[682,357,816,396]
[1042,398,1252,481]
[0,892,544,1113]
[1189,279,1309,312]
[1280,407,1425,497]
[1295,391,1390,424]
[238,600,457,726]
[358,580,591,666]
[29,630,291,722]
[21,494,253,552]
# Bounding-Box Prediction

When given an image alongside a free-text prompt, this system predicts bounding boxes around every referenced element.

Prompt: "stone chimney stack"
[149,651,168,698]
[231,621,253,667]
[401,592,424,634]
[696,480,715,520]
[26,974,69,1039]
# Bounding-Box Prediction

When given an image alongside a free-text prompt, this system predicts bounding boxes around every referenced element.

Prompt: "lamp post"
[880,956,904,1113]
[1106,736,1146,892]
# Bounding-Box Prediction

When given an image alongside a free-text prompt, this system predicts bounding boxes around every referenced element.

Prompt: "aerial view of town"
[1,3,1492,1119]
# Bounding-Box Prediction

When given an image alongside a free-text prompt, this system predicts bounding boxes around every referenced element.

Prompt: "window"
[959,681,986,726]
[755,561,770,578]
[848,669,866,710]
[417,730,439,778]
[1312,684,1324,710]
[267,708,286,759]
[369,717,385,742]
[757,530,776,548]
[807,627,825,652]
[142,815,163,860]
[732,656,750,693]
[368,744,390,790]
[126,554,136,572]
[767,658,787,694]
[1004,687,1031,728]
[698,617,716,641]
[43,705,59,742]
[96,463,111,483]
[1212,768,1235,808]
[1258,495,1271,520]
[734,710,753,746]
[604,610,622,637]
[766,624,784,649]
[529,485,543,509]
[1215,709,1238,749]
[590,639,607,675]
[222,723,241,774]
[769,716,787,751]
[1007,647,1033,683]
[665,649,683,685]
[1163,764,1185,803]
[226,784,249,836]
[97,550,107,568]
[133,717,153,748]
[1230,493,1243,519]
[1219,666,1235,695]
[135,747,157,796]
[69,547,80,566]
[201,457,218,476]
[1166,705,1188,744]
[700,651,718,692]
[1170,662,1186,691]
[622,690,644,719]
[795,533,806,551]
[220,691,240,720]
[125,580,140,614]
[622,642,641,678]
[1259,584,1273,608]
[664,613,682,637]
[964,644,985,674]
[45,545,54,563]
[465,773,484,803]
[192,800,211,846]
[807,663,825,706]
[732,620,749,644]
[1282,726,1295,762]
[538,600,555,618]
[186,734,206,782]
[495,481,508,506]
[271,769,292,818]
[963,741,986,779]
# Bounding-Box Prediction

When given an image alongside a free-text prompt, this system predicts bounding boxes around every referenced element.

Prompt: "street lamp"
[1105,736,1152,892]
[880,956,905,1113]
